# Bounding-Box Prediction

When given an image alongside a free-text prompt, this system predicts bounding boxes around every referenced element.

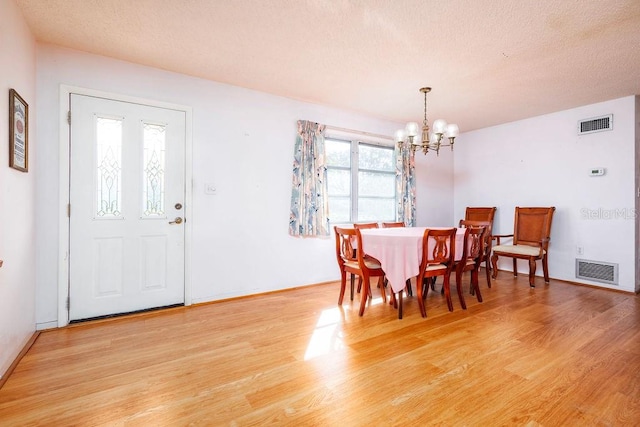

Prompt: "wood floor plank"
[1,275,639,425]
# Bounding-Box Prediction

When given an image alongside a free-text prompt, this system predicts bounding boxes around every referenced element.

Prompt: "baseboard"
[36,320,59,331]
[0,331,40,390]
[489,267,635,294]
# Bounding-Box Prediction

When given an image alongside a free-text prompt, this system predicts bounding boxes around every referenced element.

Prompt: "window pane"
[359,144,394,171]
[95,117,122,218]
[329,196,351,223]
[142,122,166,217]
[325,139,351,167]
[358,198,396,221]
[358,171,395,197]
[327,168,350,196]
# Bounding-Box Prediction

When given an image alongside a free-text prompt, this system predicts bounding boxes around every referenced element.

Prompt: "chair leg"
[472,267,483,302]
[338,271,347,305]
[484,257,492,288]
[443,273,454,312]
[528,257,537,288]
[350,273,355,301]
[406,279,413,296]
[416,273,428,318]
[542,254,550,283]
[359,275,370,316]
[512,258,518,277]
[455,269,467,310]
[390,289,398,308]
[491,253,499,279]
[378,276,387,303]
[398,289,404,319]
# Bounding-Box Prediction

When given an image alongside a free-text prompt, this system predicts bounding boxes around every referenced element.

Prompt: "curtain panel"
[289,120,329,237]
[396,144,416,226]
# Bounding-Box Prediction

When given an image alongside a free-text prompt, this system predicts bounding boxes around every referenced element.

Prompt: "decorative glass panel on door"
[95,116,123,218]
[142,122,166,218]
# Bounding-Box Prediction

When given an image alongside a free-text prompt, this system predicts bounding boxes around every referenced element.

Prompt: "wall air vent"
[578,114,613,134]
[575,259,618,285]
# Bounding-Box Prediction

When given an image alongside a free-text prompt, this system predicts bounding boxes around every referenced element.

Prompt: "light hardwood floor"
[1,274,639,426]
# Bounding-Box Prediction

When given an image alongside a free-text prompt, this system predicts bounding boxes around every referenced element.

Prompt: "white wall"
[34,44,415,327]
[454,97,637,292]
[415,147,455,226]
[0,0,37,378]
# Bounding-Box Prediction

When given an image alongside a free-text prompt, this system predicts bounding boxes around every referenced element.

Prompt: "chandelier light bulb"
[405,122,420,137]
[432,119,447,134]
[445,123,459,138]
[394,129,406,142]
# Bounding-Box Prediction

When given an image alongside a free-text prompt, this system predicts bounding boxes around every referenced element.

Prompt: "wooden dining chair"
[463,206,496,283]
[334,226,359,305]
[352,222,381,299]
[454,226,485,308]
[411,227,457,318]
[334,226,386,315]
[465,207,497,223]
[381,221,405,228]
[458,219,492,292]
[353,222,379,230]
[354,228,387,315]
[491,207,556,288]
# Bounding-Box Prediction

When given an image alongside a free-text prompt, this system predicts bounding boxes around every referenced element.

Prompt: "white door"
[69,94,186,321]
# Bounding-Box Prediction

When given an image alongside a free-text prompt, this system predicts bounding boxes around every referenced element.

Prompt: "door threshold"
[69,303,185,324]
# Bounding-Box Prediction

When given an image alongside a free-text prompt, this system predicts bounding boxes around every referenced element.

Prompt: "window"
[325,137,396,223]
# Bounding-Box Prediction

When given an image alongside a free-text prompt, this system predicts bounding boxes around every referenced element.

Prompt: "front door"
[69,94,186,320]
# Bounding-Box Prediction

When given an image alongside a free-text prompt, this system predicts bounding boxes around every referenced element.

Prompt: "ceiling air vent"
[578,114,613,134]
[575,259,618,285]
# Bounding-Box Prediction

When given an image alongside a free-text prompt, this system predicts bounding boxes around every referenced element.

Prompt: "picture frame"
[9,88,28,172]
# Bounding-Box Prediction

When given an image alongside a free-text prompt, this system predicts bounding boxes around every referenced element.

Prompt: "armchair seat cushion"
[493,244,545,257]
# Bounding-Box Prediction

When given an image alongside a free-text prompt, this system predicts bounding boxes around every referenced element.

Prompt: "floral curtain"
[289,120,329,237]
[396,143,416,226]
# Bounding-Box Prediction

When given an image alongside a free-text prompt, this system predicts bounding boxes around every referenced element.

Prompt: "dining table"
[359,226,466,295]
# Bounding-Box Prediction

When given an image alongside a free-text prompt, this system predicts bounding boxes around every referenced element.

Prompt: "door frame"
[57,85,193,327]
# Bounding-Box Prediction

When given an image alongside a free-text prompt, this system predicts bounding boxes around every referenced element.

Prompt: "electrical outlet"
[576,246,584,255]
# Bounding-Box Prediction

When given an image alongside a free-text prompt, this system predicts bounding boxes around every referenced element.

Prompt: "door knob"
[169,217,183,225]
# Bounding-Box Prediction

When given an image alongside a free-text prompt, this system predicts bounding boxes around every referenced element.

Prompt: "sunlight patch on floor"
[303,296,386,360]
[304,306,345,360]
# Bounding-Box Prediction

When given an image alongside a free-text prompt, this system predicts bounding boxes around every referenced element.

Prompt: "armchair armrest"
[492,234,513,245]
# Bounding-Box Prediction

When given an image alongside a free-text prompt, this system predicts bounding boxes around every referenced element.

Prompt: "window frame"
[325,132,397,225]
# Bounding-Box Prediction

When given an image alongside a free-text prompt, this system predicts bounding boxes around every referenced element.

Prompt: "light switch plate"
[204,183,217,194]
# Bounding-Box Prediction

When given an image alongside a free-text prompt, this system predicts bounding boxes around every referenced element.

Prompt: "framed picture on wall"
[9,88,28,172]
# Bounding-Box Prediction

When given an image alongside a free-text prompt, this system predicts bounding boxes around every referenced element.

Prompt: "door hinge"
[67,203,71,218]
[66,296,70,310]
[67,111,71,125]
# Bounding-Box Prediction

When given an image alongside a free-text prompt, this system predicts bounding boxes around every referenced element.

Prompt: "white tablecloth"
[360,227,465,293]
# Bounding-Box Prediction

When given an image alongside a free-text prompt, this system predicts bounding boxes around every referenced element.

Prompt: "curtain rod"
[324,125,393,141]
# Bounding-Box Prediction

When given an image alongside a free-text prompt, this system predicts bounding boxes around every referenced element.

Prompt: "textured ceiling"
[15,0,640,132]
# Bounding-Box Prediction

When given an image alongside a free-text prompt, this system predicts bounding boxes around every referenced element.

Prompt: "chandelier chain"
[423,91,428,128]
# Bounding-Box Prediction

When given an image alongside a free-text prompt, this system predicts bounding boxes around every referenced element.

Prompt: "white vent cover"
[578,115,613,134]
[575,259,618,285]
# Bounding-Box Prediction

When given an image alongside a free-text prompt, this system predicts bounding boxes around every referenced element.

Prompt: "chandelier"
[394,87,459,155]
